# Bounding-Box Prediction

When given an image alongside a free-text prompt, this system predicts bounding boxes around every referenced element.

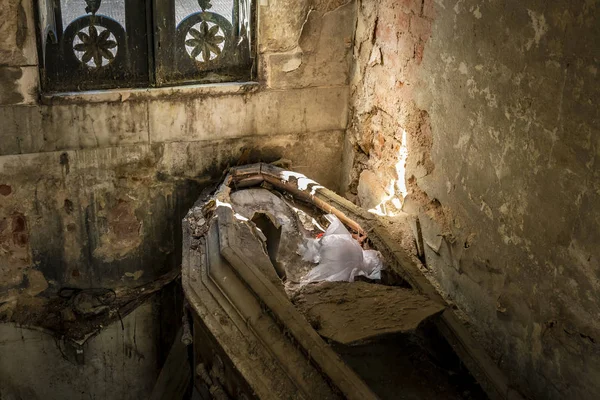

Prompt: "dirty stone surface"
[344,0,600,399]
[262,1,356,89]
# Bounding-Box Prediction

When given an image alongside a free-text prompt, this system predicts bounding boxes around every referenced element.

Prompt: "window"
[37,0,255,92]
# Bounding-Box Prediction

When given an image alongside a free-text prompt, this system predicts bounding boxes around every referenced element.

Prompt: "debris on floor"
[1,268,179,344]
[182,163,497,399]
[291,281,444,345]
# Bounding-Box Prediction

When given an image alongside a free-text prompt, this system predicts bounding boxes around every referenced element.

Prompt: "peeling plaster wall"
[346,0,600,399]
[0,0,354,302]
[0,133,346,299]
[0,0,356,397]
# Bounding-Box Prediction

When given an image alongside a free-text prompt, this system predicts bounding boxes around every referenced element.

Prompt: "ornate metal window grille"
[37,0,255,91]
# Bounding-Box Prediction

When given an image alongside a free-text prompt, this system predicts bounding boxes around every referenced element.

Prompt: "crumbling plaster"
[0,0,354,300]
[0,1,356,398]
[345,0,600,399]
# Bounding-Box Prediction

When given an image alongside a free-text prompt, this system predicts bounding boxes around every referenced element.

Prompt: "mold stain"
[0,68,24,105]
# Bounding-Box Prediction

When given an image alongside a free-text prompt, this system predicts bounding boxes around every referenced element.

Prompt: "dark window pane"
[38,0,253,91]
[154,0,255,85]
[42,0,149,91]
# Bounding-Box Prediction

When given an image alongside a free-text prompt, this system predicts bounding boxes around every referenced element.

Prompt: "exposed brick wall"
[346,0,600,399]
[346,0,436,214]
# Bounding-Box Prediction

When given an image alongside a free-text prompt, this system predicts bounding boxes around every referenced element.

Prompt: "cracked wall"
[0,1,356,398]
[345,0,600,399]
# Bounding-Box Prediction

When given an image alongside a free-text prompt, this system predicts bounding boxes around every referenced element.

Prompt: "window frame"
[34,0,257,93]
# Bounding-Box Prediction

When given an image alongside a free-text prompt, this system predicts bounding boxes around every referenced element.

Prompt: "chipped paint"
[526,9,549,50]
[281,53,303,72]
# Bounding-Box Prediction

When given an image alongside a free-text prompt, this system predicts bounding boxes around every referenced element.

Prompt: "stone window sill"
[40,82,260,105]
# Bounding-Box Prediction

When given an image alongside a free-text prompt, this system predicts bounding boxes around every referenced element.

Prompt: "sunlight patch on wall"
[368,129,409,216]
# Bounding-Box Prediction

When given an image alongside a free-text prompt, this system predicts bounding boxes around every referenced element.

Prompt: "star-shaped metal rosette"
[185,21,225,62]
[74,25,117,68]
